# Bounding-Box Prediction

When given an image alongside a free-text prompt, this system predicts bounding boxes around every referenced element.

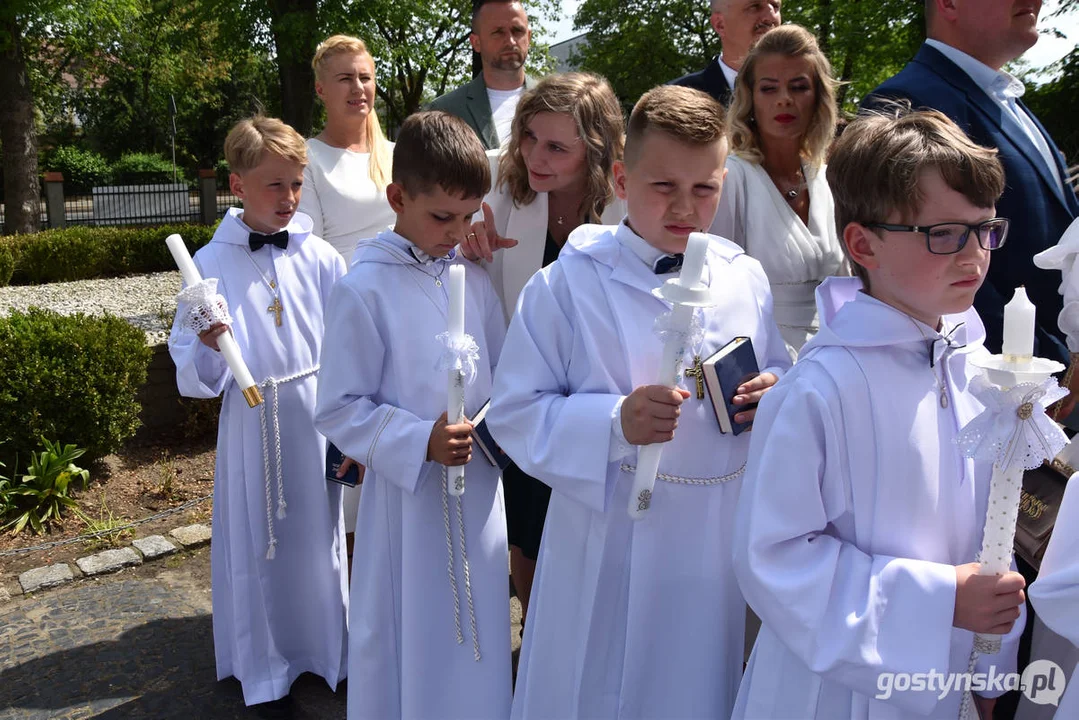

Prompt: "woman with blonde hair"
[463,71,625,617]
[298,34,395,260]
[711,24,847,355]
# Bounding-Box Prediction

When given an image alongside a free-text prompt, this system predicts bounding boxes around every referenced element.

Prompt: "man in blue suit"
[866,0,1078,369]
[670,0,781,105]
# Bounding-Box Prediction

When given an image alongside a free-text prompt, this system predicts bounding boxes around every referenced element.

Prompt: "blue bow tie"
[653,254,684,275]
[249,230,289,252]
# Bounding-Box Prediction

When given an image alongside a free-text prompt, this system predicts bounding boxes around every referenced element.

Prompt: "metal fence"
[0,170,238,233]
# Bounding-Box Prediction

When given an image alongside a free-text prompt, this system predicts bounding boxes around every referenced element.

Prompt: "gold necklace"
[909,317,950,409]
[241,249,285,327]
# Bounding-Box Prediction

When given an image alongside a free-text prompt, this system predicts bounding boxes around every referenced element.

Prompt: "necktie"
[653,254,684,275]
[249,230,289,252]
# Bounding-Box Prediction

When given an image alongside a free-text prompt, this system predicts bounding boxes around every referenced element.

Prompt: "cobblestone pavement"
[0,548,346,719]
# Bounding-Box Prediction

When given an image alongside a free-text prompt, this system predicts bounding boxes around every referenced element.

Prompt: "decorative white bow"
[435,331,481,385]
[653,308,704,349]
[956,374,1069,473]
[176,278,233,335]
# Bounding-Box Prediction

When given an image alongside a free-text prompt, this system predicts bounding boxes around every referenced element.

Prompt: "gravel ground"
[0,271,182,344]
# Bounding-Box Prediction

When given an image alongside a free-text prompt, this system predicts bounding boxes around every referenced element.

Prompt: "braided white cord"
[259,400,277,560]
[270,382,287,520]
[456,494,481,661]
[442,465,464,645]
[253,365,319,561]
[957,647,979,719]
[618,462,746,486]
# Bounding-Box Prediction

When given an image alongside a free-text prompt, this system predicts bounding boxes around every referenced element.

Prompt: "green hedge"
[0,309,152,470]
[0,223,217,286]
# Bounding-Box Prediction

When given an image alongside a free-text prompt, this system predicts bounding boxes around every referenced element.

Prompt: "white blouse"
[298,137,396,259]
[710,153,847,355]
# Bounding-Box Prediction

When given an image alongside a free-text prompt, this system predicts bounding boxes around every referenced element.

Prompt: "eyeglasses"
[864,218,1009,255]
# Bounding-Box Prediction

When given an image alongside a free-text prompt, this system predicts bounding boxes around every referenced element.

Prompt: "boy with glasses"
[730,107,1026,720]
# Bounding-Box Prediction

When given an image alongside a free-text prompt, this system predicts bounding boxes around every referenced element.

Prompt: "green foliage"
[572,0,924,111]
[0,310,152,472]
[0,240,14,286]
[43,145,112,194]
[0,439,89,535]
[1023,47,1079,164]
[1,223,216,286]
[111,152,179,183]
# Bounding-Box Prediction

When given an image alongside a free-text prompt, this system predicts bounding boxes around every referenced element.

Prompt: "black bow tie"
[249,230,289,252]
[653,254,684,275]
[928,322,967,367]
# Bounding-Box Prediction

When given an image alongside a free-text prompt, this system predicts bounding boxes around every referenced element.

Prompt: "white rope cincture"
[441,464,481,661]
[618,462,746,486]
[256,365,319,560]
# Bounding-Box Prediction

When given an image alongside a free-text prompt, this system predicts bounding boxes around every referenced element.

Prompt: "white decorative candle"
[628,232,710,520]
[1002,286,1036,361]
[166,234,262,407]
[446,264,467,496]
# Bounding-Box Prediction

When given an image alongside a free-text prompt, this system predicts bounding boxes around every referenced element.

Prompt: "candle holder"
[628,232,716,520]
[961,352,1067,656]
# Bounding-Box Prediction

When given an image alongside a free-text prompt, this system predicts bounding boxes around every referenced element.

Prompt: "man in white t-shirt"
[670,0,781,105]
[429,0,536,149]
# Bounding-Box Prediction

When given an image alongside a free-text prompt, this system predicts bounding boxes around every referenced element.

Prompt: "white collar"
[616,221,668,270]
[718,54,739,91]
[380,228,455,264]
[925,39,1026,100]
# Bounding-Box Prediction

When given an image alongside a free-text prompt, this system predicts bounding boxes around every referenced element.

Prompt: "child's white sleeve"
[733,371,959,717]
[167,257,230,398]
[486,267,625,513]
[314,279,435,495]
[1030,477,1079,648]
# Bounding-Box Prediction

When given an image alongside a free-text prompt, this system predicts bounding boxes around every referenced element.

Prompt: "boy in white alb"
[731,108,1027,719]
[168,117,348,718]
[487,85,791,719]
[314,112,511,720]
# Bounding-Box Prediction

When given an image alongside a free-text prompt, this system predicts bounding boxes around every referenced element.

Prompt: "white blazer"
[481,150,626,321]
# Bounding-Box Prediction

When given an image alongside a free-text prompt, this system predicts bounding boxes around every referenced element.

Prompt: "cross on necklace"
[684,355,706,400]
[267,297,284,327]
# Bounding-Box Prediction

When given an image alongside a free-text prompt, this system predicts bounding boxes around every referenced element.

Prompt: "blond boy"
[487,85,792,719]
[731,108,1026,719]
[168,117,348,717]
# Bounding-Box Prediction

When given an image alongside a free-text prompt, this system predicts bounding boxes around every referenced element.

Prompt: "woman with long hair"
[711,24,847,356]
[299,35,395,261]
[464,71,625,618]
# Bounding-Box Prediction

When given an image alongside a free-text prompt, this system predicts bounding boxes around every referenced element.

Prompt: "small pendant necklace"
[411,256,449,287]
[241,249,285,328]
[909,317,950,409]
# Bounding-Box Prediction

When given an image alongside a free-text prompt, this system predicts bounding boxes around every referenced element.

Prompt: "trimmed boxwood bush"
[0,309,153,470]
[111,152,179,184]
[1,222,216,286]
[0,241,13,286]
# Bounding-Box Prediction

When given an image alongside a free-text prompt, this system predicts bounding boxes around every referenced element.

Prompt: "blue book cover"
[326,442,360,487]
[702,336,759,436]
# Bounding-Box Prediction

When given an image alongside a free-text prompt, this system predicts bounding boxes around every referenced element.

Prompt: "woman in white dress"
[711,25,847,355]
[299,34,395,558]
[463,71,625,620]
[299,35,395,261]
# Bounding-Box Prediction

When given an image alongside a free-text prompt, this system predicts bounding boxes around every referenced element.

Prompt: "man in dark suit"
[670,0,781,105]
[866,0,1078,370]
[429,0,536,150]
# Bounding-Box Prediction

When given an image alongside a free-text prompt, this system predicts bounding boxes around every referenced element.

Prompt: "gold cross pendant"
[683,355,706,400]
[267,297,284,327]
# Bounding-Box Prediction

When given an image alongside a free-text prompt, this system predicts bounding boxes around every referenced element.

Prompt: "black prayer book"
[702,336,759,435]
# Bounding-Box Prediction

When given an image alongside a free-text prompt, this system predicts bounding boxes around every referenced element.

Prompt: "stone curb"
[6,523,211,600]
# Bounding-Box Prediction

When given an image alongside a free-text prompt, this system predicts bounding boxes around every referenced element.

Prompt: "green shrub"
[111,152,179,184]
[0,240,14,286]
[0,439,88,535]
[0,309,153,471]
[2,223,217,286]
[44,145,111,194]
